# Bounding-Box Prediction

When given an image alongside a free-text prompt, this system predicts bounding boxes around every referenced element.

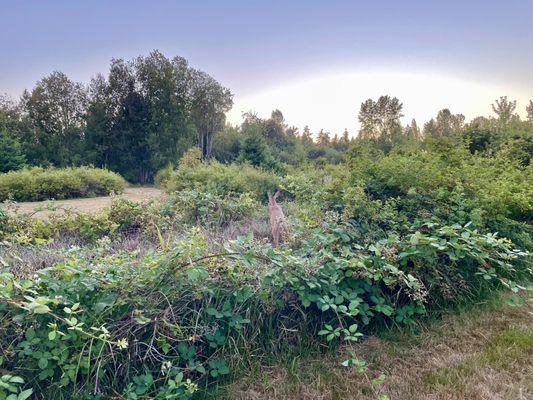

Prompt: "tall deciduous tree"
[491,96,517,125]
[358,95,403,142]
[189,70,233,160]
[424,109,465,137]
[0,95,23,134]
[85,59,151,183]
[84,51,232,181]
[301,125,313,144]
[526,100,533,123]
[404,118,421,140]
[135,51,194,171]
[317,129,331,146]
[21,71,87,165]
[341,128,350,146]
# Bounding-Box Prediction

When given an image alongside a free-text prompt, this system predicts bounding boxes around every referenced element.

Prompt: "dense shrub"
[0,217,528,399]
[0,197,165,243]
[0,133,532,399]
[346,140,533,250]
[174,190,258,228]
[0,190,259,243]
[0,167,127,202]
[161,160,281,201]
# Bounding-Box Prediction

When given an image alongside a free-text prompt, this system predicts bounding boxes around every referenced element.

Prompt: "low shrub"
[175,190,258,228]
[1,199,160,243]
[0,167,127,202]
[0,190,258,244]
[0,218,529,399]
[160,160,281,202]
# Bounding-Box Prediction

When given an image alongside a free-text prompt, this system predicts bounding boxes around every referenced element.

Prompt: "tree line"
[1,49,532,180]
[0,51,232,182]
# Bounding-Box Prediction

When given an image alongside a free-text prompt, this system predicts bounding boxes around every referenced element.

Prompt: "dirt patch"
[8,187,165,218]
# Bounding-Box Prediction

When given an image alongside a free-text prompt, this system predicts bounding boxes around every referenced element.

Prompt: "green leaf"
[195,365,206,374]
[29,303,51,314]
[38,358,48,369]
[25,329,35,341]
[18,389,33,400]
[206,307,219,316]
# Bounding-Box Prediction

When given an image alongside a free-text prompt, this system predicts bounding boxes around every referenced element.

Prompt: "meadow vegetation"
[1,121,532,399]
[0,51,532,399]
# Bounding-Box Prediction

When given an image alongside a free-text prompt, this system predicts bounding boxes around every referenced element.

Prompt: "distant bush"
[1,190,259,243]
[0,167,127,202]
[175,189,258,228]
[160,160,281,201]
[0,196,164,243]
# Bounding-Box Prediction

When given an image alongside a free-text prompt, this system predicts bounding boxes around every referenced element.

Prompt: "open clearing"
[222,298,533,400]
[9,187,164,218]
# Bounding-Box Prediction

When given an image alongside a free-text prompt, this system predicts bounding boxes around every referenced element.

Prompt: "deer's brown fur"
[268,190,289,247]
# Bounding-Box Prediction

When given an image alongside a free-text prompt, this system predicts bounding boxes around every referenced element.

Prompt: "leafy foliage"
[0,132,26,173]
[0,214,528,398]
[1,85,533,399]
[0,167,126,202]
[161,159,281,202]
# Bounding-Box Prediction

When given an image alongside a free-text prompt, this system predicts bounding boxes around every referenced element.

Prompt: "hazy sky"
[1,0,532,134]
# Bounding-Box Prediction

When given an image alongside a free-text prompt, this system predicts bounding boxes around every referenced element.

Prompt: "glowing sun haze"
[228,68,531,135]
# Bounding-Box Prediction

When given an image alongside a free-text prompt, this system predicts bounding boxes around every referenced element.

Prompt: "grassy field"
[9,187,164,218]
[216,296,532,400]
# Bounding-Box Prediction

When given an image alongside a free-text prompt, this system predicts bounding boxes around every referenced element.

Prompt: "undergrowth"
[0,138,531,399]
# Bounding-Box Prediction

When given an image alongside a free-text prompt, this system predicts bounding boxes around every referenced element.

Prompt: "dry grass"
[220,297,533,400]
[9,187,164,218]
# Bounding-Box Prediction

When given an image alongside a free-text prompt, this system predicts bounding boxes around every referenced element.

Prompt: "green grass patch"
[423,326,533,389]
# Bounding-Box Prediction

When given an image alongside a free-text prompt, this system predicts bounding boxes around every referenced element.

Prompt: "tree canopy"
[0,54,532,182]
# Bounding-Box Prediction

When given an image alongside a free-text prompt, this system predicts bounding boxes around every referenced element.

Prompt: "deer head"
[267,190,280,207]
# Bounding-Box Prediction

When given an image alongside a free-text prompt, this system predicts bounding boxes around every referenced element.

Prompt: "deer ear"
[273,190,280,200]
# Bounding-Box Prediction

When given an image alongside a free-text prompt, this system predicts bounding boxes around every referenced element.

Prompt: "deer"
[267,190,289,247]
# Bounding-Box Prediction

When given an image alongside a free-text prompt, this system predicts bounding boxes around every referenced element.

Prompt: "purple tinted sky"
[1,0,532,99]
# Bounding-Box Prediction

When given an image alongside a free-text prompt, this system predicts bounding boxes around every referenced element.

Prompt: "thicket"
[0,167,126,202]
[0,220,527,399]
[159,163,280,203]
[0,130,531,399]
